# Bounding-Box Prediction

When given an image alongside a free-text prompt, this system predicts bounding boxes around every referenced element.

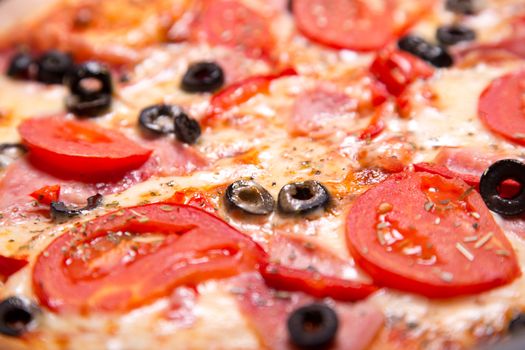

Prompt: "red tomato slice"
[19,117,152,178]
[260,263,378,301]
[197,0,274,59]
[413,163,479,187]
[0,255,27,282]
[33,203,266,313]
[370,49,434,96]
[414,162,522,199]
[359,103,389,141]
[164,189,216,214]
[346,171,520,298]
[30,185,61,205]
[478,70,525,145]
[204,68,297,125]
[293,0,395,51]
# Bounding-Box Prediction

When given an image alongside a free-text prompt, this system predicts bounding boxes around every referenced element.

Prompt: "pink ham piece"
[266,234,370,283]
[231,273,383,350]
[142,138,208,177]
[455,15,525,62]
[289,86,357,139]
[0,138,207,224]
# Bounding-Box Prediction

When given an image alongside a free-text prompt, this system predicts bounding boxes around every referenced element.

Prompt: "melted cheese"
[1,0,525,349]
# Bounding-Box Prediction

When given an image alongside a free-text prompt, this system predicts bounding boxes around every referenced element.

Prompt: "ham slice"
[455,15,525,63]
[288,86,357,139]
[267,234,366,282]
[0,138,208,224]
[231,273,383,350]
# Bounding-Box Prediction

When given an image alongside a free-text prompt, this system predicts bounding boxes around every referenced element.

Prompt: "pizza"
[0,0,525,349]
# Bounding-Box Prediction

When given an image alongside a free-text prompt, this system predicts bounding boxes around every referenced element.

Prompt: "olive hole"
[238,188,261,204]
[194,67,214,80]
[449,28,464,37]
[292,186,314,201]
[302,310,323,333]
[4,308,32,331]
[496,179,523,199]
[79,77,103,94]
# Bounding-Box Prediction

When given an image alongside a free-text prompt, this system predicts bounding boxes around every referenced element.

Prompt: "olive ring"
[67,61,113,99]
[278,180,330,215]
[0,297,40,337]
[479,159,525,216]
[287,303,339,349]
[225,180,275,215]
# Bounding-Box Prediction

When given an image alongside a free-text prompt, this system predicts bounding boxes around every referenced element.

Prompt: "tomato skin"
[33,203,266,313]
[369,79,390,106]
[293,0,395,51]
[359,104,389,141]
[204,68,297,125]
[370,49,434,96]
[164,189,216,214]
[196,0,274,59]
[260,263,378,301]
[414,162,479,187]
[30,185,61,205]
[0,255,27,282]
[478,70,525,145]
[293,0,434,51]
[19,116,152,178]
[414,147,523,197]
[346,171,520,298]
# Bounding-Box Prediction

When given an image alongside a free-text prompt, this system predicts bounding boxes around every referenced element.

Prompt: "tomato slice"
[33,203,266,313]
[260,263,378,301]
[478,70,525,145]
[0,255,27,282]
[346,171,520,298]
[370,49,434,96]
[293,0,395,51]
[19,117,152,178]
[197,0,274,59]
[30,185,61,205]
[359,104,389,141]
[413,163,480,188]
[164,189,216,214]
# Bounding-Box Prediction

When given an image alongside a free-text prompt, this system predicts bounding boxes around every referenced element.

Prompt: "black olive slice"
[51,193,103,222]
[0,297,39,337]
[278,180,330,215]
[437,25,476,46]
[66,93,112,117]
[445,0,477,15]
[181,61,225,93]
[287,303,339,349]
[36,50,73,85]
[65,61,113,117]
[225,180,275,215]
[6,52,34,80]
[0,143,27,168]
[174,113,201,144]
[479,159,525,216]
[398,35,453,68]
[66,61,113,99]
[509,313,525,334]
[139,104,180,135]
